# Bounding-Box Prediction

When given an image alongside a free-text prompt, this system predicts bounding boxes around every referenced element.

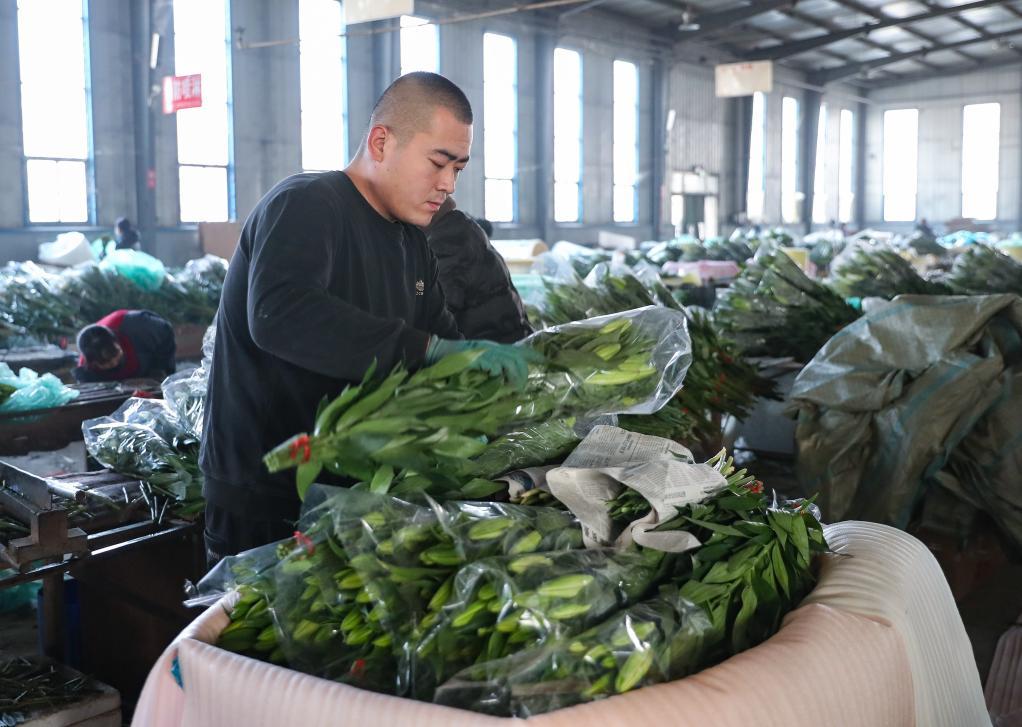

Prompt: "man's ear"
[366,124,389,162]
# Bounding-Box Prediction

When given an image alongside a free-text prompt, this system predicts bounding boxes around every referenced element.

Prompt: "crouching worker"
[73,309,176,383]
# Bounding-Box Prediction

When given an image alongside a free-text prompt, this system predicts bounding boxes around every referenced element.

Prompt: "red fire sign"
[162,74,202,114]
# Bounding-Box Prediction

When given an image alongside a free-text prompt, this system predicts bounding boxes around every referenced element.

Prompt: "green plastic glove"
[425,337,543,390]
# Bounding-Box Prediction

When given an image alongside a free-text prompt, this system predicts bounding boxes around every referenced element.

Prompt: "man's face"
[377,107,472,227]
[92,343,124,371]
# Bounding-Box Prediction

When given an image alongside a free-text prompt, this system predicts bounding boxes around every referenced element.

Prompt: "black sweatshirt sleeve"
[422,244,462,341]
[246,189,431,379]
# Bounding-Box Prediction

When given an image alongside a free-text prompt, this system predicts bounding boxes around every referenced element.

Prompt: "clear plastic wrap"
[713,245,859,362]
[433,584,714,717]
[827,239,947,299]
[161,323,214,436]
[336,493,581,693]
[520,306,692,417]
[260,489,582,694]
[198,463,829,715]
[407,545,671,700]
[82,397,202,514]
[465,419,581,480]
[0,262,79,343]
[0,363,79,414]
[264,307,692,498]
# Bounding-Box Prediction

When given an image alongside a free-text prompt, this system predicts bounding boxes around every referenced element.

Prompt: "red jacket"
[75,309,176,383]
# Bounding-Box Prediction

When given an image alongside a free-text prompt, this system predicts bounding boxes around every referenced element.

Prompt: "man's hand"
[425,337,543,389]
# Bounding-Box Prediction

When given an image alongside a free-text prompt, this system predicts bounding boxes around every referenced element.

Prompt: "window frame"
[838,108,855,225]
[399,14,439,77]
[299,0,349,172]
[482,31,518,224]
[553,46,583,224]
[781,95,800,225]
[17,0,96,226]
[746,91,766,223]
[173,0,236,224]
[961,102,1000,221]
[612,58,640,224]
[882,107,919,223]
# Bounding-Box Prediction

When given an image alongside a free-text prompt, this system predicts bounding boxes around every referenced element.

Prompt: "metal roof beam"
[809,27,1022,84]
[867,54,1022,88]
[917,0,1022,59]
[745,0,1006,60]
[781,6,943,73]
[663,0,795,38]
[830,0,980,64]
[741,22,856,65]
[559,0,615,19]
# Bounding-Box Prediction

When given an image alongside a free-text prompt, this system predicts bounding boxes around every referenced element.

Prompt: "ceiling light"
[678,8,700,32]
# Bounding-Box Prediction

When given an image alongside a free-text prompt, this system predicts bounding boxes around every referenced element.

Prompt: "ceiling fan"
[678,6,701,31]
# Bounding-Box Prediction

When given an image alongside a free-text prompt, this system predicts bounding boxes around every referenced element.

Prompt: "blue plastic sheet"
[0,363,79,414]
[99,249,167,291]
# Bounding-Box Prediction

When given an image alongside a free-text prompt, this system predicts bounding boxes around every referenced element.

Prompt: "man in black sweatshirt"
[200,73,537,564]
[424,197,532,343]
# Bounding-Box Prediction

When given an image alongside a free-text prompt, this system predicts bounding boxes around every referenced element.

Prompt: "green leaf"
[346,417,420,435]
[415,348,488,382]
[766,512,789,549]
[701,560,736,584]
[369,465,395,493]
[679,579,729,604]
[734,520,771,537]
[693,542,734,566]
[684,516,748,538]
[433,434,489,459]
[770,510,795,533]
[296,461,322,501]
[717,495,764,512]
[337,369,407,429]
[752,563,780,610]
[791,514,811,567]
[770,542,790,600]
[459,478,506,499]
[314,385,362,435]
[727,543,762,571]
[731,584,759,652]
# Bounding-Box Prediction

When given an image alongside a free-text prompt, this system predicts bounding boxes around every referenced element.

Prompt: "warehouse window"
[781,96,799,224]
[553,48,582,223]
[174,0,234,223]
[613,60,639,223]
[483,32,517,223]
[882,109,918,222]
[400,15,438,76]
[746,92,765,223]
[839,109,855,224]
[812,104,828,224]
[670,194,684,230]
[962,102,1000,221]
[300,0,347,171]
[18,0,93,224]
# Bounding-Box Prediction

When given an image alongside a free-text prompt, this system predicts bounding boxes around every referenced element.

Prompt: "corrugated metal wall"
[666,62,734,230]
[864,65,1022,231]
